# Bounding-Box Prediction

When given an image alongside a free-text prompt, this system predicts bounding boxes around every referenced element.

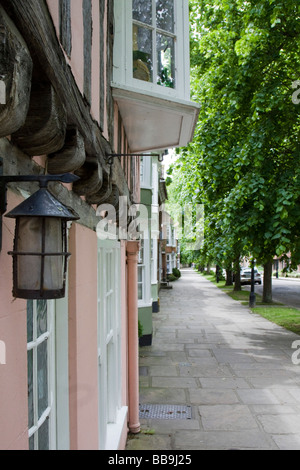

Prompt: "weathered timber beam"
[0,5,32,137]
[73,161,104,198]
[85,171,112,206]
[1,0,131,202]
[0,137,98,231]
[12,81,67,156]
[48,127,86,175]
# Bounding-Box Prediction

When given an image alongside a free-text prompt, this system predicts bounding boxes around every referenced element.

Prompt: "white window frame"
[113,0,191,101]
[150,236,158,285]
[138,239,146,302]
[132,0,177,89]
[138,236,152,307]
[140,154,152,188]
[166,254,171,274]
[166,224,171,246]
[140,156,145,185]
[152,161,159,206]
[27,300,56,450]
[97,239,127,450]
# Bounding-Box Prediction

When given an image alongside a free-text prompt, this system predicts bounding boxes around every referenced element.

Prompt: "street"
[245,277,300,309]
[127,269,300,450]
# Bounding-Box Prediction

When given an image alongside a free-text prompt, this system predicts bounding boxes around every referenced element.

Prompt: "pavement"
[126,268,300,451]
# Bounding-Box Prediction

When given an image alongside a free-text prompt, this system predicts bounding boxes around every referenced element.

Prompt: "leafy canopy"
[167,0,300,268]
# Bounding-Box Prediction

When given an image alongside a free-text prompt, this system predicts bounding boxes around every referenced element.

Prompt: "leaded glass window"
[132,0,176,88]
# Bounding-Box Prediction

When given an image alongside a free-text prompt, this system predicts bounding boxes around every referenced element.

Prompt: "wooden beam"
[12,82,67,156]
[0,137,98,231]
[48,127,86,175]
[73,161,103,198]
[1,0,131,202]
[0,5,33,138]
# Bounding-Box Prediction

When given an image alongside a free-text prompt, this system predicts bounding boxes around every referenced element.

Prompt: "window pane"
[138,240,144,264]
[138,283,143,300]
[27,301,33,343]
[37,300,47,337]
[37,341,48,419]
[27,349,34,429]
[107,293,113,335]
[29,435,35,450]
[140,156,144,181]
[38,418,49,450]
[156,0,174,33]
[133,26,153,82]
[106,252,112,292]
[138,266,143,283]
[157,34,175,88]
[133,0,152,25]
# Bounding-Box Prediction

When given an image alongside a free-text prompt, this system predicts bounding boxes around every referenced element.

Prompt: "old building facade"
[0,0,198,450]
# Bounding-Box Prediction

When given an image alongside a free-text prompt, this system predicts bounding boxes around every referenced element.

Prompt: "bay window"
[132,0,175,89]
[112,0,200,153]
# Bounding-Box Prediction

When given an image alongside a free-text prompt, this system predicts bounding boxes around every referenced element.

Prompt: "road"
[244,277,300,309]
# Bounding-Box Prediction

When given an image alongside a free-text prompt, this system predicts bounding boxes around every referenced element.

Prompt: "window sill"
[138,299,153,309]
[105,406,128,451]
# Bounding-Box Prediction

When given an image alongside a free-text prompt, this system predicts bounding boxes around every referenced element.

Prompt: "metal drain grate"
[139,404,192,420]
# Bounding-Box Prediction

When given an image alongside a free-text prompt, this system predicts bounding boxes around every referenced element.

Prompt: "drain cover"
[139,404,192,420]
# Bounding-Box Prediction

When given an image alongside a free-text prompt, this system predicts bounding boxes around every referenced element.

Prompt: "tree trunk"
[233,257,241,291]
[226,269,233,286]
[263,260,273,303]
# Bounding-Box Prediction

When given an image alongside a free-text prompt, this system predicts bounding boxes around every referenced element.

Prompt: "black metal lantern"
[0,172,79,299]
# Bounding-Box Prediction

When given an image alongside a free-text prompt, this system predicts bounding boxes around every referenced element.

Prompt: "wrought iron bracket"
[0,172,79,216]
[0,167,79,251]
[105,153,161,165]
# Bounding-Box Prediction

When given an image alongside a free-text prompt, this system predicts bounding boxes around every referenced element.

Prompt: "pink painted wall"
[70,0,85,95]
[0,191,28,450]
[101,0,109,141]
[46,0,59,35]
[46,0,84,93]
[68,222,99,450]
[46,0,109,139]
[91,0,100,124]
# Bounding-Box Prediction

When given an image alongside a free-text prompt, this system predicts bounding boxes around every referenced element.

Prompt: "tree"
[167,0,300,302]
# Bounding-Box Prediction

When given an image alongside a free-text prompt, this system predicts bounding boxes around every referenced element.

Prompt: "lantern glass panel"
[16,217,64,292]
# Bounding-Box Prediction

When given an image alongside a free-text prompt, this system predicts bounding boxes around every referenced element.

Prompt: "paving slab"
[126,269,300,451]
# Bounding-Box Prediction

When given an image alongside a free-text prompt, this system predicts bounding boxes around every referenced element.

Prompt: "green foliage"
[167,273,178,282]
[138,320,143,338]
[167,0,300,270]
[172,268,181,278]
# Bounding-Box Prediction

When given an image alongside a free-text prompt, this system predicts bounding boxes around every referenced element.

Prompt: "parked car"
[240,267,262,285]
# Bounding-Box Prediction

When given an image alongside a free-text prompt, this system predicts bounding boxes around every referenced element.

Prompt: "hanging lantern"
[0,173,79,299]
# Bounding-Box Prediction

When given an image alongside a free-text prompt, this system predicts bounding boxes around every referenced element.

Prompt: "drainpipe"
[126,241,141,434]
